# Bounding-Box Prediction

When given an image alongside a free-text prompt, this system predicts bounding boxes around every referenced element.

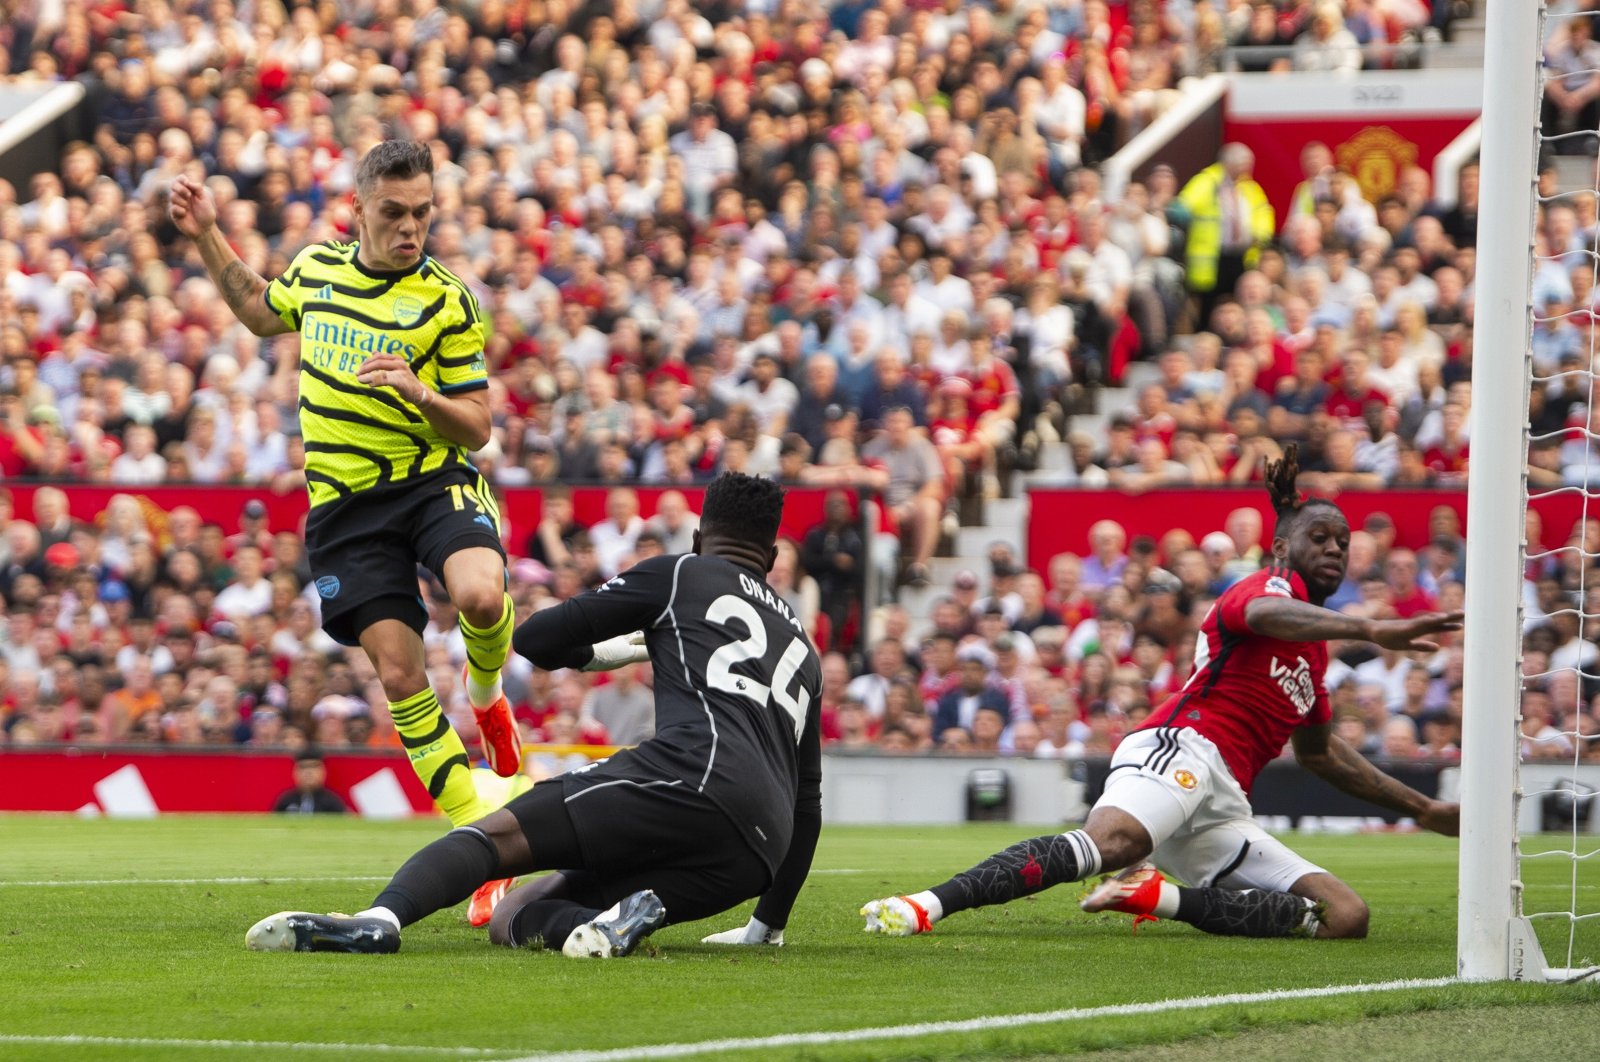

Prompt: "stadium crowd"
[0,0,1596,771]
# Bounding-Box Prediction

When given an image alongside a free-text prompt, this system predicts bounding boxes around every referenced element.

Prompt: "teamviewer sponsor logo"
[1270,655,1316,716]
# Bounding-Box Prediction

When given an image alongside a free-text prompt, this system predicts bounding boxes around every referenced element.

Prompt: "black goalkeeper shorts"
[505,773,771,926]
[303,465,506,646]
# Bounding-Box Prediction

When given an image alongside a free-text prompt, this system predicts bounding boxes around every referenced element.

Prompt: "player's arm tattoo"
[193,227,289,337]
[218,260,264,314]
[1244,597,1371,642]
[1294,728,1433,817]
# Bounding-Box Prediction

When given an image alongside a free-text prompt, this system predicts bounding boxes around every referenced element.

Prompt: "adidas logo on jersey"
[316,284,333,300]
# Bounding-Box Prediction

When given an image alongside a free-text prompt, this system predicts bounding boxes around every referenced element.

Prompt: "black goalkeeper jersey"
[513,553,823,878]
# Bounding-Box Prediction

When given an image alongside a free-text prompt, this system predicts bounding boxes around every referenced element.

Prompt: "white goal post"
[1459,0,1599,983]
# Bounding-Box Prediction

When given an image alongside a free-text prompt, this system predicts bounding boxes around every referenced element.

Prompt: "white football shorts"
[1095,726,1327,894]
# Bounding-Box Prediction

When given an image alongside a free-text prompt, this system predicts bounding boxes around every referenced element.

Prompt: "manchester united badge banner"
[1222,69,1483,223]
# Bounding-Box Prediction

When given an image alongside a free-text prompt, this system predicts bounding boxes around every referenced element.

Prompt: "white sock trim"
[1061,829,1102,878]
[908,890,943,923]
[354,906,401,931]
[1153,881,1182,919]
[465,671,503,710]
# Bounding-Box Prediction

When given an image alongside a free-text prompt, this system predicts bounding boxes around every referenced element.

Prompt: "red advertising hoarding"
[0,747,439,816]
[3,484,848,552]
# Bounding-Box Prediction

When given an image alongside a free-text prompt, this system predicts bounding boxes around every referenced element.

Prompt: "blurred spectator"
[1294,5,1363,74]
[968,704,1007,755]
[589,488,645,579]
[1379,717,1424,760]
[583,663,653,746]
[846,638,911,721]
[800,490,864,653]
[1175,144,1276,320]
[1081,519,1130,593]
[213,544,271,620]
[1544,15,1600,152]
[862,406,945,587]
[933,644,1011,743]
[643,490,700,556]
[834,695,877,750]
[271,750,349,814]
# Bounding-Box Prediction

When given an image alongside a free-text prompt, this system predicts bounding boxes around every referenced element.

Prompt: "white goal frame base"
[1508,917,1549,982]
[1509,916,1600,983]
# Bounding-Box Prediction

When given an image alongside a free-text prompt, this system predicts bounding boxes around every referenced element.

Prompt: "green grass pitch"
[1,816,1596,1061]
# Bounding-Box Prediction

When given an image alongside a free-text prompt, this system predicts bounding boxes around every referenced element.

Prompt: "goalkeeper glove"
[700,917,783,946]
[581,632,650,672]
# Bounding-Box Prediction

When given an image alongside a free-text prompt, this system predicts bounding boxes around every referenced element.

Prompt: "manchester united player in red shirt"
[862,445,1462,941]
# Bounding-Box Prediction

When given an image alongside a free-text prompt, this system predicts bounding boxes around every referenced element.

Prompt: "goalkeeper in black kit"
[247,473,823,957]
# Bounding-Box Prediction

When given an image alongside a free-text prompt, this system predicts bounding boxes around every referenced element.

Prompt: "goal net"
[1459,0,1600,982]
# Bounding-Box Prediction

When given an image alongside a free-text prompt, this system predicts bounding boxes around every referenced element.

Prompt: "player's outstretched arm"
[1246,598,1462,653]
[168,175,292,338]
[1290,724,1460,836]
[511,556,678,671]
[581,632,650,672]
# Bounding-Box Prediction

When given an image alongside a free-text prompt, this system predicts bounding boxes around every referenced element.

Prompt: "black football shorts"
[304,465,507,646]
[504,769,772,926]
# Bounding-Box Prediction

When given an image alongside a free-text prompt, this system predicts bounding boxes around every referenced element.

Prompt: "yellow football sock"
[460,591,513,707]
[389,687,490,827]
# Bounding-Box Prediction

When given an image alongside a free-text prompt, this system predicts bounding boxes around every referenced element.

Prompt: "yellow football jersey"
[265,241,489,507]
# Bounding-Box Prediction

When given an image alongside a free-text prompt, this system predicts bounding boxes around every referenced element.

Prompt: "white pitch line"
[500,976,1463,1062]
[0,1034,497,1056]
[0,875,392,887]
[0,978,1470,1059]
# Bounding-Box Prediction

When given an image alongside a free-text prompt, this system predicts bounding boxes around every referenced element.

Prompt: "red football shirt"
[1423,442,1469,478]
[965,359,1019,418]
[1139,565,1331,794]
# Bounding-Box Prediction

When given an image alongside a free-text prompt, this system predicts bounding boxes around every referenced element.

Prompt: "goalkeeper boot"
[245,912,400,954]
[464,664,521,778]
[859,895,934,936]
[1081,863,1165,927]
[468,877,515,928]
[562,889,667,959]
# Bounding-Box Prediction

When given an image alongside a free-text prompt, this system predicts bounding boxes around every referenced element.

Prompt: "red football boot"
[468,877,514,928]
[463,664,521,778]
[1080,864,1166,929]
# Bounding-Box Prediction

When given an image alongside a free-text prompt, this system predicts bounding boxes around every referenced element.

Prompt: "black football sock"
[369,826,500,927]
[509,899,603,950]
[1174,886,1322,938]
[929,830,1101,916]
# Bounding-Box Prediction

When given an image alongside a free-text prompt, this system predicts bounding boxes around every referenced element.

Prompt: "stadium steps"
[1449,17,1484,47]
[957,522,1024,560]
[895,581,941,628]
[1020,362,1156,488]
[892,364,1153,634]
